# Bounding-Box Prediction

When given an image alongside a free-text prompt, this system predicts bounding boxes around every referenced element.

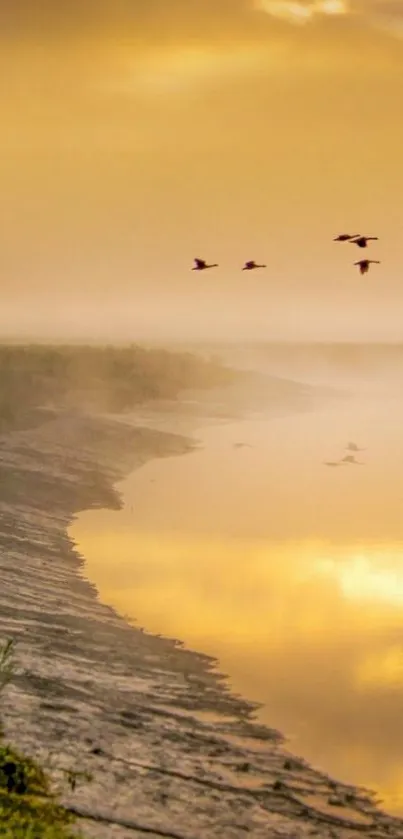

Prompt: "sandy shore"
[0,401,402,838]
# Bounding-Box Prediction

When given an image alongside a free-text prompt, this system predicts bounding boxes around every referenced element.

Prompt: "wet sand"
[1,398,402,838]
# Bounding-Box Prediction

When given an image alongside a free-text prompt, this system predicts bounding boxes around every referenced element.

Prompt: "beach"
[1,388,402,839]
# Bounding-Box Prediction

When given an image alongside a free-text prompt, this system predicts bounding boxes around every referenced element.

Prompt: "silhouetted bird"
[355,260,380,275]
[350,236,378,249]
[334,233,360,242]
[192,258,218,271]
[341,455,364,465]
[242,260,266,271]
[346,442,365,452]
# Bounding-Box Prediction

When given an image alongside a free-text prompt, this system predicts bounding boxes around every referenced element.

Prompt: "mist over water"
[183,342,403,393]
[73,341,403,813]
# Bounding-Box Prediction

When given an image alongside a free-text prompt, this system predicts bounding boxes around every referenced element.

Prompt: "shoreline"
[0,404,401,838]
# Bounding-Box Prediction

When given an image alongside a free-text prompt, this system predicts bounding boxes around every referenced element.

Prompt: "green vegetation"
[0,343,236,429]
[0,640,80,838]
[0,745,78,838]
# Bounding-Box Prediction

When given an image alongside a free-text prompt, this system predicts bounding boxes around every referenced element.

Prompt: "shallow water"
[72,389,403,813]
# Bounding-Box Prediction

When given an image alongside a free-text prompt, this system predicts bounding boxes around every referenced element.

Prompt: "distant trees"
[0,344,236,426]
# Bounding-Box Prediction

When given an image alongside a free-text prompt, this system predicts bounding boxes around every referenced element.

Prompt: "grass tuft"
[0,744,80,838]
[0,640,15,696]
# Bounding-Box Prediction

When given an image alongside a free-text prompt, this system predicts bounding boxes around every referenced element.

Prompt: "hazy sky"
[1,0,403,341]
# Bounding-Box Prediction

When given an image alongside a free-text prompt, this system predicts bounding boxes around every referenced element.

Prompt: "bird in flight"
[192,258,218,271]
[341,455,364,466]
[350,236,378,249]
[242,260,266,271]
[355,259,380,275]
[346,442,365,452]
[334,233,360,242]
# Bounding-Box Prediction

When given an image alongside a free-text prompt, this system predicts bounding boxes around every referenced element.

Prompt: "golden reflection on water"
[72,406,403,812]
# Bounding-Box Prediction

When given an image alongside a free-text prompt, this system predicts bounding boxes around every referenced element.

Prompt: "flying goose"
[355,259,380,275]
[242,260,266,271]
[192,258,218,271]
[350,236,378,249]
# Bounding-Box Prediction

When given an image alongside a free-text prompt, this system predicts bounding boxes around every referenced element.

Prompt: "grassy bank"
[0,641,79,838]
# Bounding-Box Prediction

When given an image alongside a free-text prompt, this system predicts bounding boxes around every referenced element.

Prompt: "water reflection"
[72,400,403,812]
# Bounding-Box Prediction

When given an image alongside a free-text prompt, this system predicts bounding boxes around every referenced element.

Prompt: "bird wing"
[194,258,206,268]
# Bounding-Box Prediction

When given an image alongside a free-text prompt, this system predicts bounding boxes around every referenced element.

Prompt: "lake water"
[72,378,403,813]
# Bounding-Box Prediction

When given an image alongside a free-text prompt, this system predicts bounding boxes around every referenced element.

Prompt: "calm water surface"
[72,391,403,812]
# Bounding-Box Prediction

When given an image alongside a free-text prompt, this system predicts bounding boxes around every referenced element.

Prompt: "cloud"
[255,0,348,24]
[255,0,403,33]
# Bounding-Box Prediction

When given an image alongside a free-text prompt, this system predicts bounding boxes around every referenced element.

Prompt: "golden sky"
[1,0,403,340]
